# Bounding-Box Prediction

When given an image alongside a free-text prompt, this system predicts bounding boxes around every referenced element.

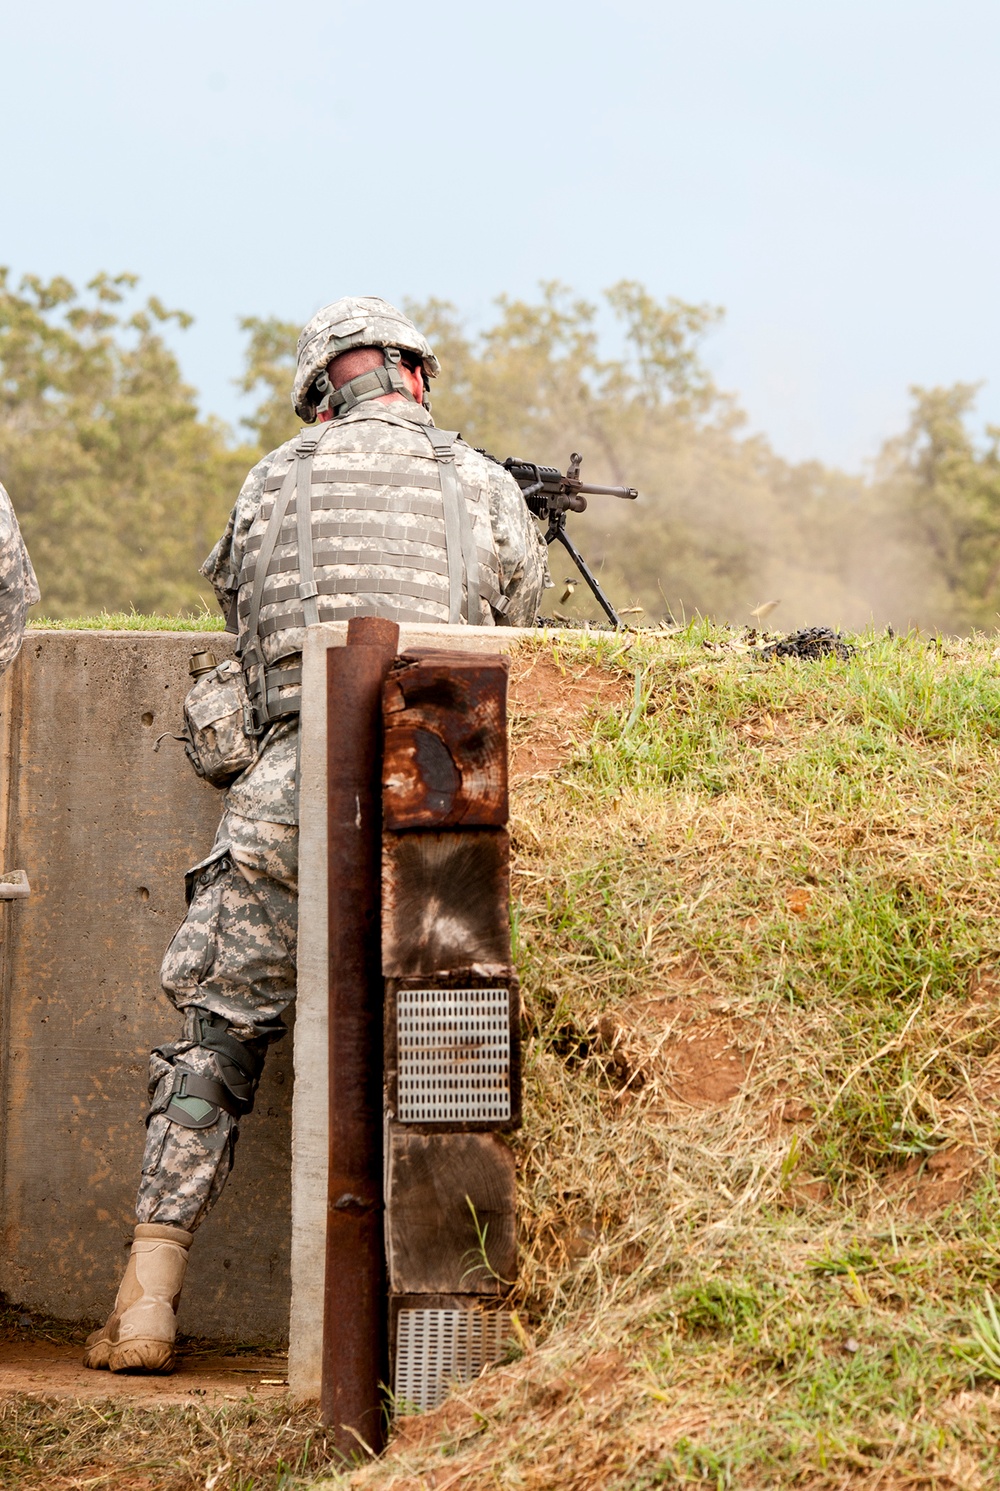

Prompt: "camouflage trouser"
[136,806,298,1232]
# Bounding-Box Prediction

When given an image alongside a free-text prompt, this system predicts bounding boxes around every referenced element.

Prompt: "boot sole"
[108,1340,177,1374]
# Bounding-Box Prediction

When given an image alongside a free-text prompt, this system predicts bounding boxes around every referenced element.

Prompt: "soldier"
[84,297,549,1373]
[0,483,39,672]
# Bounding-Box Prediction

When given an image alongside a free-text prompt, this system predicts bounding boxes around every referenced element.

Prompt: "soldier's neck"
[318,392,410,424]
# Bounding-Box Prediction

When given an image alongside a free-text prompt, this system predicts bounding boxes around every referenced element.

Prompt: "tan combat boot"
[83,1223,193,1373]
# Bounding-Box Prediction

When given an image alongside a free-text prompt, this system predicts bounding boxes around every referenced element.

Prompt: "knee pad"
[147,1011,269,1131]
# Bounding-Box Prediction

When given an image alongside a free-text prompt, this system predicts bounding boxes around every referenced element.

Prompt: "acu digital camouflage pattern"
[140,391,548,1233]
[224,717,298,826]
[203,401,549,676]
[136,742,297,1229]
[236,406,508,669]
[0,482,39,671]
[161,803,297,1036]
[292,295,440,423]
[139,1032,240,1231]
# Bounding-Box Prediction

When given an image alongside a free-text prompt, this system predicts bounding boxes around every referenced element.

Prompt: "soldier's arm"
[0,485,39,674]
[201,454,276,623]
[485,464,551,626]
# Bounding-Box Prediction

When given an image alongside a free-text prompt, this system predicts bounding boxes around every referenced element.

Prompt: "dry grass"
[0,1305,338,1490]
[11,623,1000,1489]
[0,1391,338,1490]
[322,624,1000,1489]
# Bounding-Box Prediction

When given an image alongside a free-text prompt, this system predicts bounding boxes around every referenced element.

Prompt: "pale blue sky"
[3,0,998,469]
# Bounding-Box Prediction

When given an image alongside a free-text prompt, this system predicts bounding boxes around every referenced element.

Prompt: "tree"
[236,314,300,455]
[237,283,896,630]
[0,269,252,616]
[879,384,1000,631]
[406,284,877,627]
[5,271,978,633]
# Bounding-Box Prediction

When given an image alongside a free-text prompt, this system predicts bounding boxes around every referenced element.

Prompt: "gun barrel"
[574,482,638,500]
[488,452,638,502]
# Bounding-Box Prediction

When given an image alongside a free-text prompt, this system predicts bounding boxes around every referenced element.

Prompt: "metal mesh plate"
[397,987,510,1123]
[395,1308,509,1412]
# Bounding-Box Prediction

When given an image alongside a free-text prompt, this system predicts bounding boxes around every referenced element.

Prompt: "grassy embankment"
[7,622,1000,1489]
[335,623,1000,1490]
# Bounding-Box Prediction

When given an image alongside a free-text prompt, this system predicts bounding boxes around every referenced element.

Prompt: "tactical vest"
[237,410,505,728]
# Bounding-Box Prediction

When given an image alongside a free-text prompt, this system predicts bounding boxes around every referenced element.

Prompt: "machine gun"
[478,450,638,628]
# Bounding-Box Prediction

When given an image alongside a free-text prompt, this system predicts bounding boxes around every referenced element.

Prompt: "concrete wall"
[0,622,535,1377]
[0,631,292,1344]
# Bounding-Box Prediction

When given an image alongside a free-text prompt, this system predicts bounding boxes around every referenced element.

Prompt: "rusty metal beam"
[321,615,399,1448]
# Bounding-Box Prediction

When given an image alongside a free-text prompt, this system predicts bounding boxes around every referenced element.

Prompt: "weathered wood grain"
[382,830,511,977]
[382,651,508,830]
[386,1130,516,1295]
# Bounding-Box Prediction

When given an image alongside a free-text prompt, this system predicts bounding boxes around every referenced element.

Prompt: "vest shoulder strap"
[422,427,481,626]
[240,425,334,727]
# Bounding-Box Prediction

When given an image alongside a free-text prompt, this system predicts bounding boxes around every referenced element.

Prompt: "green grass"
[10,620,1000,1489]
[28,610,226,631]
[326,622,1000,1490]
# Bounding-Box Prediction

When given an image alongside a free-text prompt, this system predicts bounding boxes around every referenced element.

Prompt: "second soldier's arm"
[0,484,40,674]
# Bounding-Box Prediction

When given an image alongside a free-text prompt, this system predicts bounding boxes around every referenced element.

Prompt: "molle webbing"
[246,518,447,553]
[257,489,446,521]
[239,424,335,730]
[242,542,500,589]
[238,421,503,728]
[262,466,444,493]
[255,576,452,625]
[424,426,480,625]
[295,436,321,628]
[242,519,507,596]
[255,559,450,604]
[241,453,301,674]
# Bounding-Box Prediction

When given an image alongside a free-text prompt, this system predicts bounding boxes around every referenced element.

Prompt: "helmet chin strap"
[315,347,429,418]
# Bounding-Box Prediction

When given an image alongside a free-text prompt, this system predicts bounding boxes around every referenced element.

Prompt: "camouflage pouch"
[182,657,257,788]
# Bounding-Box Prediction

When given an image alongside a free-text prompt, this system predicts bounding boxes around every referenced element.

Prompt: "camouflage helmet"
[292,296,440,423]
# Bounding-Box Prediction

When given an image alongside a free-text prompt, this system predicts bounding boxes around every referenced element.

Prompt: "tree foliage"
[400,287,1000,633]
[0,269,251,616]
[404,284,884,628]
[235,314,300,455]
[879,384,1000,631]
[3,268,1000,633]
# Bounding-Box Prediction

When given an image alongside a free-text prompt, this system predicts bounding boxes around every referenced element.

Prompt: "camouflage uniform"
[137,402,548,1233]
[138,736,297,1229]
[0,483,39,673]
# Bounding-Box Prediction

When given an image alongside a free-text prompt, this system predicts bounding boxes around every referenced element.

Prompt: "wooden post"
[381,650,518,1414]
[321,615,399,1449]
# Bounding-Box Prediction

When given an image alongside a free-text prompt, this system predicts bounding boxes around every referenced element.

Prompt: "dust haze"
[3,273,993,633]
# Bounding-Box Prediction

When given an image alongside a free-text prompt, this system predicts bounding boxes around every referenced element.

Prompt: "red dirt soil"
[0,1337,291,1406]
[626,989,751,1107]
[508,653,630,779]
